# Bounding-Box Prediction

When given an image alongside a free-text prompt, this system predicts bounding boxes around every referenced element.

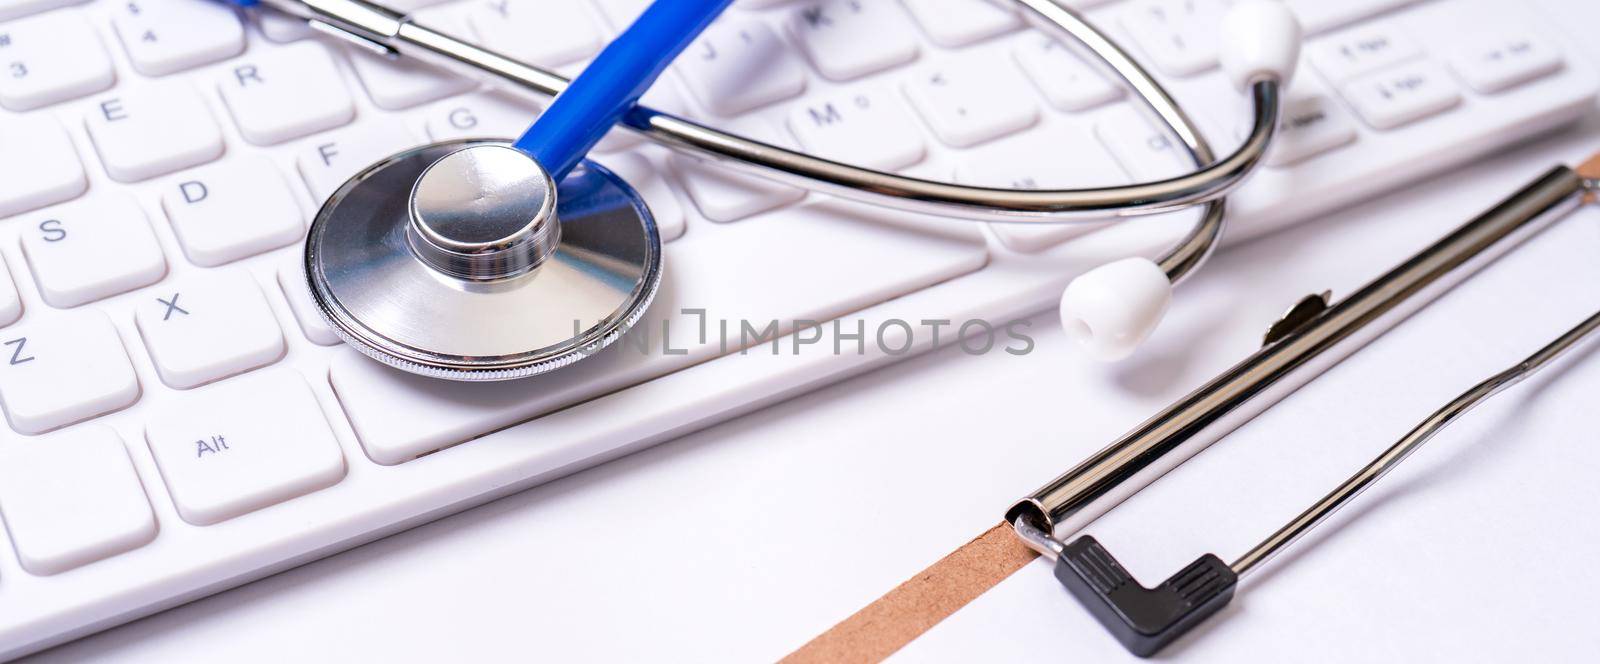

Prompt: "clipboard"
[784,153,1600,662]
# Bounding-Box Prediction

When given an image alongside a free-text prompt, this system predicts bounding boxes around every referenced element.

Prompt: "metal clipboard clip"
[1006,154,1600,657]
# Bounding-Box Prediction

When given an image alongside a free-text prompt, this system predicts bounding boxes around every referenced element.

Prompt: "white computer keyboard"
[0,0,1591,656]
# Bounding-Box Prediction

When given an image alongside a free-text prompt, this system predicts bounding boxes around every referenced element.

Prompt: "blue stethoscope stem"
[514,0,733,181]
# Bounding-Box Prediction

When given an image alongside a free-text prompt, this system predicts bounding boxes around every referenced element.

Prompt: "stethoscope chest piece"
[305,139,663,381]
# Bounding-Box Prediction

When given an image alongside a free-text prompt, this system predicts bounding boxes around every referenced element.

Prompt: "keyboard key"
[900,0,1019,47]
[0,427,156,575]
[277,261,341,346]
[591,152,687,242]
[676,158,806,223]
[1448,31,1564,94]
[468,0,602,68]
[135,270,285,389]
[330,202,987,464]
[217,42,355,145]
[1119,0,1223,77]
[902,59,1038,148]
[385,0,461,10]
[787,87,925,170]
[422,91,539,141]
[674,119,806,222]
[605,0,800,30]
[145,369,345,525]
[0,0,85,22]
[0,254,20,326]
[1013,35,1121,112]
[593,0,645,29]
[1340,60,1462,130]
[1286,0,1419,35]
[0,11,116,111]
[0,114,86,219]
[1258,95,1358,167]
[111,0,244,76]
[21,196,167,308]
[678,18,806,115]
[1094,105,1189,181]
[0,312,139,434]
[955,125,1125,252]
[608,0,808,29]
[256,10,315,43]
[348,48,475,110]
[789,0,918,81]
[84,83,225,182]
[1309,24,1424,83]
[161,158,304,267]
[297,119,421,203]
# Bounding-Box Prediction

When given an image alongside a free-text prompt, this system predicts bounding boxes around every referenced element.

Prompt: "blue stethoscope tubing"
[515,0,735,182]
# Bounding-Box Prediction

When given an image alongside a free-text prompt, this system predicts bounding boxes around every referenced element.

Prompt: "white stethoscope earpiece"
[1060,0,1301,363]
[1219,0,1303,93]
[1058,257,1173,362]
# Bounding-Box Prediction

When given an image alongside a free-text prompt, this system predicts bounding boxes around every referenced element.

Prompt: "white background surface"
[28,1,1600,661]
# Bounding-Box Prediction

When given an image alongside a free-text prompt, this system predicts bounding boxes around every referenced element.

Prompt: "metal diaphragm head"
[303,139,663,382]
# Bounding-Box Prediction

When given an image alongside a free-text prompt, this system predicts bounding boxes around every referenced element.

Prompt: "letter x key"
[158,294,189,321]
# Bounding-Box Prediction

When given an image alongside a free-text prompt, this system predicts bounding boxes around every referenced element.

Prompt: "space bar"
[328,202,988,465]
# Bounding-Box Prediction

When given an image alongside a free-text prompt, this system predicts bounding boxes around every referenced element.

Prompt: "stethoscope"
[239,0,1304,381]
[237,0,1600,651]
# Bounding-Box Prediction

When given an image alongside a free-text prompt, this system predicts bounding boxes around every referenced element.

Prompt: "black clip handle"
[1054,536,1237,657]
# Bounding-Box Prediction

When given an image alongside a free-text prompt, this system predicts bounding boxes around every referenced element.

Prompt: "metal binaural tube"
[255,0,1276,223]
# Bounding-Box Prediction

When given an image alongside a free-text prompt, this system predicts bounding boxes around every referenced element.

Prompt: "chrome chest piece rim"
[304,139,663,382]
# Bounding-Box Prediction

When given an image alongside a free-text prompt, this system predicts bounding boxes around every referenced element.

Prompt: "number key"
[112,0,244,76]
[0,0,86,21]
[0,10,115,111]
